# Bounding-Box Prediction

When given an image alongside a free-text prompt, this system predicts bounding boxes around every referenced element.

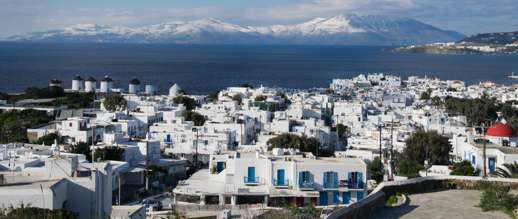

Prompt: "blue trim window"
[299,171,314,188]
[347,172,364,189]
[323,171,339,188]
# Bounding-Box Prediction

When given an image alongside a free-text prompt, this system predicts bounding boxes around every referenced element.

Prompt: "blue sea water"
[0,43,517,94]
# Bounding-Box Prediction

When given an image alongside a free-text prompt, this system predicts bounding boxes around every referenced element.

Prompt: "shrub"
[478,181,518,218]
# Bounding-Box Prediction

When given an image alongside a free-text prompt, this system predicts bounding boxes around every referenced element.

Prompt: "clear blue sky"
[1,0,517,37]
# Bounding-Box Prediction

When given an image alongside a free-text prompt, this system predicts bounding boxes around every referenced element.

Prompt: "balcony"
[244,176,260,185]
[273,179,290,188]
[323,181,339,189]
[299,181,315,190]
[347,181,365,189]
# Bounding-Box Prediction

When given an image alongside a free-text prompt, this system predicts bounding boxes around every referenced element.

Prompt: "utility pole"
[193,128,199,170]
[145,139,149,191]
[118,174,121,205]
[482,122,487,178]
[379,124,383,175]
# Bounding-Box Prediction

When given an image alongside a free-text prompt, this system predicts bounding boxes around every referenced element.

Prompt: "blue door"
[488,158,496,173]
[333,191,340,204]
[216,162,225,173]
[247,167,255,182]
[357,191,364,200]
[319,192,328,205]
[277,169,285,185]
[343,192,351,204]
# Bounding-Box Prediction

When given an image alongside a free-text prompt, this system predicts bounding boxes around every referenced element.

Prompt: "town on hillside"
[1,73,518,218]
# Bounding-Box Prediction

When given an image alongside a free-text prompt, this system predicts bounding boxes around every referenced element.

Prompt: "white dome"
[169,84,181,97]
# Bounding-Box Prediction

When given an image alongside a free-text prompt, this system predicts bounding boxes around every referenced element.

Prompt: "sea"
[1,42,517,94]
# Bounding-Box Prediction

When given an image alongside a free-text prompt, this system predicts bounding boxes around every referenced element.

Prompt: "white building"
[173,150,367,207]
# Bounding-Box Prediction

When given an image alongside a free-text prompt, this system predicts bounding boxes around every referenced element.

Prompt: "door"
[488,158,496,173]
[319,192,328,206]
[216,161,225,173]
[247,167,255,182]
[333,191,340,204]
[357,191,364,200]
[277,169,285,185]
[343,192,351,204]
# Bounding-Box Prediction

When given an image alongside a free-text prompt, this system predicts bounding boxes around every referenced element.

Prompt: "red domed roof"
[487,123,515,137]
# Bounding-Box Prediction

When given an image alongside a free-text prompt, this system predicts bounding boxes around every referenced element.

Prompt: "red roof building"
[487,123,515,137]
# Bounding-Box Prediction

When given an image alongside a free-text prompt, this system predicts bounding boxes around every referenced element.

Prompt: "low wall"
[326,175,518,219]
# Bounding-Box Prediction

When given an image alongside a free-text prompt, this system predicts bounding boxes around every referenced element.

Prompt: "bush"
[478,182,518,218]
[35,133,59,146]
[451,160,479,176]
[94,146,125,161]
[173,95,197,111]
[232,94,242,105]
[70,142,92,162]
[0,206,77,219]
[184,111,206,126]
[103,94,127,112]
[368,157,384,183]
[267,133,333,157]
[0,109,50,143]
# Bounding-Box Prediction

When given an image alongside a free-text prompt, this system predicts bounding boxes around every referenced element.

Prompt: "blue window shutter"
[333,191,340,204]
[347,172,353,187]
[358,172,364,188]
[299,172,303,186]
[333,172,338,187]
[343,192,351,204]
[319,192,328,205]
[323,172,328,187]
[357,191,364,200]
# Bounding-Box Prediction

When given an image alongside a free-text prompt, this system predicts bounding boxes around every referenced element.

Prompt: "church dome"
[487,123,515,137]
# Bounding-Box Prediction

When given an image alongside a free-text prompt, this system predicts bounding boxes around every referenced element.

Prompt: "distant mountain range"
[395,31,518,54]
[5,14,465,46]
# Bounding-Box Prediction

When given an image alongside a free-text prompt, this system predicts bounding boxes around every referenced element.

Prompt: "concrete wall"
[326,176,518,219]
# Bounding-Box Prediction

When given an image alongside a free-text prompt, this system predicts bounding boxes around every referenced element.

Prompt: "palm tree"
[493,162,518,178]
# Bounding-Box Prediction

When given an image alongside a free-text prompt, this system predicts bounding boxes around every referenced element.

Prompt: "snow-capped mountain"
[6,15,465,45]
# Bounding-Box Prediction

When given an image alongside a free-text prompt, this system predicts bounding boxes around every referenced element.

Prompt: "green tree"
[103,94,127,112]
[70,142,92,162]
[0,109,50,143]
[396,157,424,178]
[478,182,518,218]
[207,91,220,103]
[493,162,518,178]
[451,160,479,176]
[420,89,432,100]
[232,94,242,105]
[267,133,332,157]
[336,124,349,139]
[35,133,60,146]
[404,130,452,165]
[254,95,267,102]
[173,95,197,111]
[368,157,384,182]
[0,206,77,219]
[94,146,125,161]
[184,111,206,126]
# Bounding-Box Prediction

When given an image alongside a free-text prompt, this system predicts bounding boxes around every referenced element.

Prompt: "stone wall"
[326,176,518,219]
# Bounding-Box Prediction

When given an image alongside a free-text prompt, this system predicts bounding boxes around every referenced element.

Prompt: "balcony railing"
[347,181,365,189]
[299,181,315,190]
[323,181,339,189]
[273,179,289,187]
[244,176,260,185]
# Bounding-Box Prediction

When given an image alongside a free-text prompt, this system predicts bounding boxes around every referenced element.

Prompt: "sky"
[1,0,517,37]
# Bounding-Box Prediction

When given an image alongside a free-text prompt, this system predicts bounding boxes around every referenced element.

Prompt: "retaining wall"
[326,175,518,219]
